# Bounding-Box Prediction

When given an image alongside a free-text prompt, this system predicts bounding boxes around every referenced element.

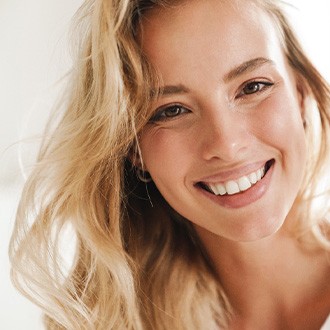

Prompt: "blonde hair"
[9,0,330,329]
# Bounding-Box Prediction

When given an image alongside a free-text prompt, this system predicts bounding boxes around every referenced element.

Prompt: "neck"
[195,224,330,326]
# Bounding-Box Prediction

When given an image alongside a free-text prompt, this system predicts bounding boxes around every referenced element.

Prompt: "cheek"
[139,128,192,181]
[255,93,306,153]
[257,94,307,192]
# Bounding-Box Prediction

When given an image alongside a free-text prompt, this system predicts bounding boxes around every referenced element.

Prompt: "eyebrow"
[223,57,275,83]
[157,84,190,96]
[155,57,275,97]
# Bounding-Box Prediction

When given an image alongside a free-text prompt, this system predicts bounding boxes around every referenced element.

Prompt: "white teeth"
[248,172,257,184]
[217,184,227,196]
[205,163,268,196]
[209,183,226,195]
[225,181,240,195]
[256,169,262,180]
[238,176,252,191]
[209,183,218,195]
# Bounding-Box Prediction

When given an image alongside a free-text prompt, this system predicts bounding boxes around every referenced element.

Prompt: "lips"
[199,159,274,196]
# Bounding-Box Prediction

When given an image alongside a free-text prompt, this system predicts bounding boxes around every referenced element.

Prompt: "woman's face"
[138,0,307,242]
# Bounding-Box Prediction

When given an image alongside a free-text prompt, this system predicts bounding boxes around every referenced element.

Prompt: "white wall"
[286,0,330,80]
[1,1,329,329]
[0,1,83,328]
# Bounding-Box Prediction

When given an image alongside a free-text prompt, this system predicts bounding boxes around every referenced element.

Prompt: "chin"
[222,213,287,243]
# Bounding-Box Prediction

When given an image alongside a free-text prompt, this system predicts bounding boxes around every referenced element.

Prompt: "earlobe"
[298,84,306,108]
[128,146,152,183]
[136,168,152,183]
[128,140,147,171]
[129,148,141,168]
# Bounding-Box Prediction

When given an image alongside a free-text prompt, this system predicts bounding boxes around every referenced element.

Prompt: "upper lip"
[196,160,270,184]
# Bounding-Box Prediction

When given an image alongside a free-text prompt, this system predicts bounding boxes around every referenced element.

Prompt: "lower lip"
[197,162,274,209]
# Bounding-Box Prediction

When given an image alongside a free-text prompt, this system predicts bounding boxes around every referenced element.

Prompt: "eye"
[237,80,274,98]
[149,104,190,122]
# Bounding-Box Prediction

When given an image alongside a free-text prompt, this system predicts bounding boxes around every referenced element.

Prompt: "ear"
[295,74,309,116]
[128,140,145,170]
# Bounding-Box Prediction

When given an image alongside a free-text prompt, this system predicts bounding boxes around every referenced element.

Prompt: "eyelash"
[149,80,274,122]
[236,80,274,98]
[149,104,190,122]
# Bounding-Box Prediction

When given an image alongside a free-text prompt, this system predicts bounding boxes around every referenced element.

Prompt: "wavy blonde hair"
[9,0,330,329]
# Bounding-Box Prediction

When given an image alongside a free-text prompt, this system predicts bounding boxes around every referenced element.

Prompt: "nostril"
[201,140,246,162]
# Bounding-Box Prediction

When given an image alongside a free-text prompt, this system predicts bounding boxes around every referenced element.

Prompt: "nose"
[199,106,251,162]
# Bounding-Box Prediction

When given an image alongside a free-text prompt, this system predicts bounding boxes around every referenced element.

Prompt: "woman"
[10,0,330,328]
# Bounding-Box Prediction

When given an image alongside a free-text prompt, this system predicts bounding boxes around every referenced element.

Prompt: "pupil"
[245,83,259,94]
[166,106,180,117]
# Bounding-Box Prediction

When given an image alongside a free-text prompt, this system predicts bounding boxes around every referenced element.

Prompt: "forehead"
[139,0,285,81]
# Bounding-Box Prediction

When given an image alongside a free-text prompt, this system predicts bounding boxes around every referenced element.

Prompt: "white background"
[1,1,329,329]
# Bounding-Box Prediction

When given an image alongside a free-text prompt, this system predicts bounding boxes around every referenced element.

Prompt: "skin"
[138,0,330,327]
[139,0,306,242]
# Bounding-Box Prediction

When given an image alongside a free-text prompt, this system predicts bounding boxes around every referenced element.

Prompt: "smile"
[200,159,274,196]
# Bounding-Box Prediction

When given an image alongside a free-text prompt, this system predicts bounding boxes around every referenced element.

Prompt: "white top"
[321,315,330,330]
